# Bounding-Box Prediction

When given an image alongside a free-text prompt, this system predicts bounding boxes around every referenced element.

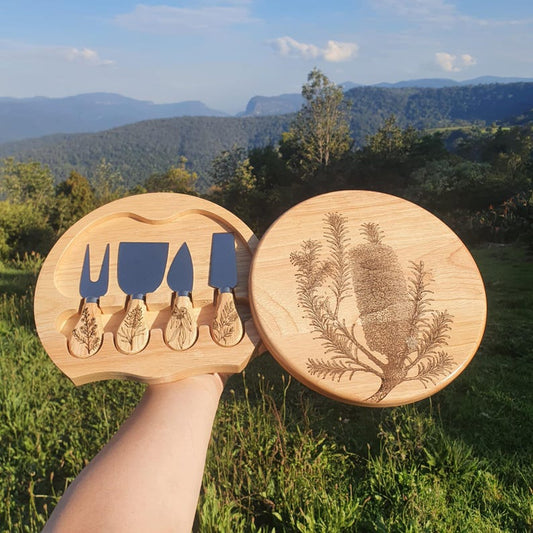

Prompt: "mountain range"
[0,94,227,144]
[1,76,533,143]
[2,81,532,191]
[372,75,533,88]
[242,76,533,117]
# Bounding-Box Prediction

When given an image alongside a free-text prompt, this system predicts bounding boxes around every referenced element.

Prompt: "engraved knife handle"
[211,291,243,347]
[165,295,198,351]
[68,301,104,358]
[115,297,150,354]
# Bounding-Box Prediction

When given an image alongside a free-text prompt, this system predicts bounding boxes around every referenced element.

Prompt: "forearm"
[43,374,224,533]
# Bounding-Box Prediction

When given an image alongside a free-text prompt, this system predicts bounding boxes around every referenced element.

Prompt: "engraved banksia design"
[290,214,454,403]
[350,223,412,357]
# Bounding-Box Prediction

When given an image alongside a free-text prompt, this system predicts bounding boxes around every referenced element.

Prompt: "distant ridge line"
[1,82,532,191]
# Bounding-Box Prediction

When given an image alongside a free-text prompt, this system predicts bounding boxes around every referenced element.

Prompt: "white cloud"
[460,53,476,67]
[323,41,359,62]
[0,40,115,67]
[435,52,476,72]
[272,37,320,59]
[271,37,358,62]
[114,2,256,33]
[65,48,115,66]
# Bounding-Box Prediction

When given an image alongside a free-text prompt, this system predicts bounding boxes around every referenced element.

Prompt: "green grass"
[0,245,532,532]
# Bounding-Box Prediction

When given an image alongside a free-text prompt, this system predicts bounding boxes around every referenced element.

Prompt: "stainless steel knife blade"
[167,243,193,296]
[117,242,169,299]
[79,243,110,302]
[208,233,237,292]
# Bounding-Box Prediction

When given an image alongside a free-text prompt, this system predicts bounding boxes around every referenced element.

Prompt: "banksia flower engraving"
[350,222,413,358]
[290,214,454,402]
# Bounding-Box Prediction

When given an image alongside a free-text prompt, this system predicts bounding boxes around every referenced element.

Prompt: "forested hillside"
[344,82,533,140]
[1,83,532,190]
[238,77,533,117]
[0,115,291,190]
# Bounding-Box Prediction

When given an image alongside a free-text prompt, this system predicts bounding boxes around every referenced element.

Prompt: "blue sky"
[0,0,532,113]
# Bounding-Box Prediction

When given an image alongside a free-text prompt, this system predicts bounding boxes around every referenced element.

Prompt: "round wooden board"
[249,190,487,407]
[34,193,262,385]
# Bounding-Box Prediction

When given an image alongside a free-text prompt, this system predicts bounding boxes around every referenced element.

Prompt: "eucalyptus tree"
[282,68,352,177]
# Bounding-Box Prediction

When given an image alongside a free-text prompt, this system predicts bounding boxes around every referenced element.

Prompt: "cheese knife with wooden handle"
[164,243,197,350]
[68,243,110,358]
[116,242,169,354]
[208,233,243,347]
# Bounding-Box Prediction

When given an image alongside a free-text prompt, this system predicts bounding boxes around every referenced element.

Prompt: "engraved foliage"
[290,213,454,402]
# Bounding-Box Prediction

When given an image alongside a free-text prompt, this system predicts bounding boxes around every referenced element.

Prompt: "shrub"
[0,202,55,260]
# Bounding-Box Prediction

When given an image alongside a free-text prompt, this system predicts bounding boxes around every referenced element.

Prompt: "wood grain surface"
[249,190,487,407]
[34,193,262,385]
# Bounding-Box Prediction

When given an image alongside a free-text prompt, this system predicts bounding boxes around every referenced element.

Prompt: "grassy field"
[0,244,532,532]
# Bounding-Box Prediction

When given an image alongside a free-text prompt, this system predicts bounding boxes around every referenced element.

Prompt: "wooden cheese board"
[35,189,486,407]
[249,190,487,407]
[34,193,262,385]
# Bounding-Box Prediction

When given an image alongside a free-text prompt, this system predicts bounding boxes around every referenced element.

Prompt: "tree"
[281,68,352,176]
[0,158,54,206]
[209,148,251,190]
[0,201,55,260]
[248,145,292,190]
[408,159,516,211]
[91,158,126,206]
[53,171,95,234]
[352,115,426,193]
[144,157,198,195]
[480,126,533,183]
[208,147,259,225]
[208,146,293,233]
[364,115,418,161]
[0,158,56,259]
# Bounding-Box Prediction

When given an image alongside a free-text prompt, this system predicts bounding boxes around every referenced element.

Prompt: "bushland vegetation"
[3,70,531,263]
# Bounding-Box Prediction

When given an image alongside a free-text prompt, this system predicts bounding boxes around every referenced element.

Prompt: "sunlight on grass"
[0,244,532,531]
